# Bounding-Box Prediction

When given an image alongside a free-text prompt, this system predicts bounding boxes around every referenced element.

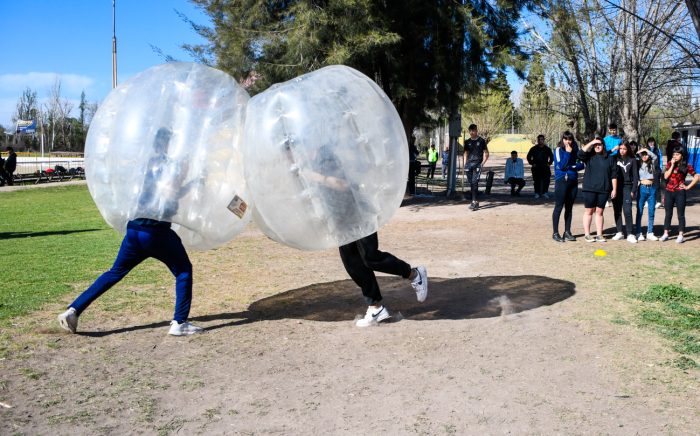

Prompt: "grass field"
[0,185,165,322]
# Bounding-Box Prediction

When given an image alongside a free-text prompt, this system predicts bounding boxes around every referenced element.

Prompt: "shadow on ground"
[76,275,575,336]
[0,229,101,240]
[246,275,575,322]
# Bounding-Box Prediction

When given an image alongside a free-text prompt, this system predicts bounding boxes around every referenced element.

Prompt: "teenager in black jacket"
[611,141,639,243]
[578,137,618,242]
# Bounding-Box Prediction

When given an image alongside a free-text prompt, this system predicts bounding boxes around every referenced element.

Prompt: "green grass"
[633,284,700,368]
[0,185,165,321]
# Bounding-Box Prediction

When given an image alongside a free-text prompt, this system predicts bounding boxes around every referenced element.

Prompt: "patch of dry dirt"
[1,170,699,434]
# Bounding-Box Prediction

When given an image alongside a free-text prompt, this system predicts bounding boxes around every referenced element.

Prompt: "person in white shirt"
[504,150,525,196]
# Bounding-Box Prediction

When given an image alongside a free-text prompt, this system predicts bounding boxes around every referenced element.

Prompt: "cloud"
[0,72,95,97]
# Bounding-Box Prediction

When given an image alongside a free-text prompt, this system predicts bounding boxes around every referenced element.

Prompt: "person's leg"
[552,179,565,234]
[507,177,516,195]
[339,240,382,305]
[612,191,623,234]
[69,228,147,315]
[469,165,481,203]
[543,169,551,196]
[636,186,648,235]
[563,181,578,234]
[147,229,194,323]
[583,208,593,236]
[356,233,412,279]
[647,186,656,235]
[516,178,525,194]
[595,207,605,237]
[663,189,674,237]
[676,190,687,235]
[532,170,541,195]
[466,165,476,202]
[623,186,634,236]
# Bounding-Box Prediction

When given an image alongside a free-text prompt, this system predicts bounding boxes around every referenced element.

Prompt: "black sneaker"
[563,231,576,241]
[552,233,565,242]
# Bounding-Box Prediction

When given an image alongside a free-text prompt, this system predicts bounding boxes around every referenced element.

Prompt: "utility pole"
[112,0,118,89]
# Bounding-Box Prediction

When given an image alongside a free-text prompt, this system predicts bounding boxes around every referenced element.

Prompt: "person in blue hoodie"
[551,131,584,242]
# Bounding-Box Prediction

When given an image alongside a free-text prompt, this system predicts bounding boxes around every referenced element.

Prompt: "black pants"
[613,185,634,235]
[407,161,419,194]
[664,190,687,232]
[552,178,578,234]
[465,162,481,202]
[532,167,551,195]
[507,177,525,194]
[339,233,412,305]
[427,162,437,179]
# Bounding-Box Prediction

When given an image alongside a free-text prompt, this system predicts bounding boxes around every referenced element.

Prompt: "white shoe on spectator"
[612,232,624,241]
[627,234,637,244]
[676,235,685,244]
[659,234,669,242]
[655,202,662,209]
[637,233,645,241]
[410,266,428,302]
[646,233,659,241]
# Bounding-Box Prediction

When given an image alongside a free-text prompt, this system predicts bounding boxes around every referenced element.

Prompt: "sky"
[0,0,525,129]
[0,0,213,128]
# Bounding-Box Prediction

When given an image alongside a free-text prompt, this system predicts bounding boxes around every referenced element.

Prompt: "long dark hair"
[617,142,633,161]
[672,146,688,173]
[646,137,657,149]
[557,130,577,148]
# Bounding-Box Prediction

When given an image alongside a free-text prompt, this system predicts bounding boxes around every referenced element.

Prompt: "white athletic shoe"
[168,320,204,336]
[646,233,659,241]
[612,232,624,241]
[676,235,685,244]
[659,234,669,242]
[58,307,78,333]
[637,233,645,241]
[627,234,637,244]
[655,202,662,209]
[356,306,391,327]
[411,266,429,302]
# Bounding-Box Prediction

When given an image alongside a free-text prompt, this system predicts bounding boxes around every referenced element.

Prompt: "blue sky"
[0,0,212,128]
[0,0,525,129]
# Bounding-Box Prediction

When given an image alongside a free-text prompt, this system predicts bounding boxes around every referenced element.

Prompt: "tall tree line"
[185,0,538,141]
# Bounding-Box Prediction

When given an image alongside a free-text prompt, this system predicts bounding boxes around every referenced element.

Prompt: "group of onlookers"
[549,124,698,243]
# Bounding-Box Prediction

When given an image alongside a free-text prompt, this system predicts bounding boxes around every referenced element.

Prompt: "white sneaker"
[168,320,204,336]
[606,200,612,208]
[58,307,79,333]
[637,233,645,241]
[534,193,540,199]
[356,306,391,327]
[411,266,428,302]
[646,233,658,241]
[627,234,637,244]
[612,232,624,241]
[676,235,685,244]
[659,234,669,242]
[655,202,662,209]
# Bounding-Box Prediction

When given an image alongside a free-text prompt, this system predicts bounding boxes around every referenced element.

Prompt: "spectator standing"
[578,137,618,242]
[645,137,664,209]
[660,146,699,243]
[665,131,687,163]
[603,123,623,157]
[407,140,419,195]
[526,134,554,199]
[635,146,660,241]
[504,150,525,196]
[441,146,450,179]
[611,142,639,243]
[551,131,584,242]
[426,142,438,179]
[463,124,489,211]
[4,147,17,186]
[0,153,6,186]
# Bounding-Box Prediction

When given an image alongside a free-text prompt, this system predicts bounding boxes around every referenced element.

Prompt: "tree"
[185,0,538,141]
[462,71,514,140]
[13,88,38,122]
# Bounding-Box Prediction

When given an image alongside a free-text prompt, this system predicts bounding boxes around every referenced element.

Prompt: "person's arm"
[684,173,700,190]
[631,159,638,198]
[504,160,511,182]
[517,159,524,178]
[664,161,675,180]
[463,148,468,164]
[482,149,489,167]
[526,147,534,166]
[610,178,618,199]
[547,147,554,165]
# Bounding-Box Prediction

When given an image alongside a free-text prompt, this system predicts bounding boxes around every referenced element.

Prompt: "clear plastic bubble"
[243,65,409,250]
[85,62,252,250]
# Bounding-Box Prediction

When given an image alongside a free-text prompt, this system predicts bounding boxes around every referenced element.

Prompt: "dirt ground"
[1,165,699,435]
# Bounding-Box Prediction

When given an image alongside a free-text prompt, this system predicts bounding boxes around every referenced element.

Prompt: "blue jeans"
[69,222,193,322]
[636,184,656,235]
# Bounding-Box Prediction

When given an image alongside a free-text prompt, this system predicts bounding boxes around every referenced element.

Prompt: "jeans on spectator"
[636,184,656,235]
[664,190,687,233]
[465,162,482,202]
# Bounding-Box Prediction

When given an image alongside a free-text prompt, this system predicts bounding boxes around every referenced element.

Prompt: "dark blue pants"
[69,223,193,322]
[552,178,578,234]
